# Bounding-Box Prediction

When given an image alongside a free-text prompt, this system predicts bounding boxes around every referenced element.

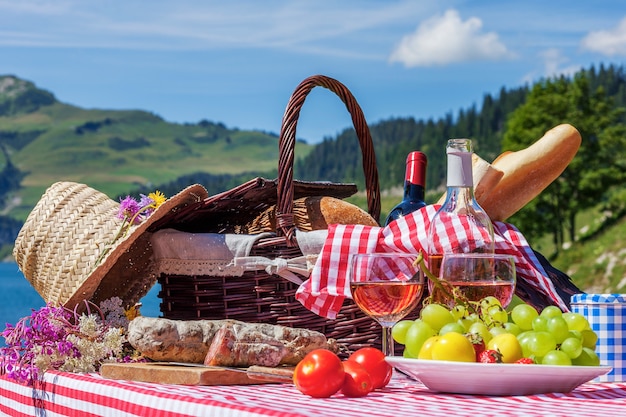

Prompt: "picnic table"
[1,369,625,417]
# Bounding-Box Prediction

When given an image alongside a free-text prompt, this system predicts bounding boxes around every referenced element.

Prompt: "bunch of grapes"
[392,296,600,366]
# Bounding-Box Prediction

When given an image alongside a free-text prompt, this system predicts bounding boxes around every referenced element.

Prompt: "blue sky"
[1,0,626,144]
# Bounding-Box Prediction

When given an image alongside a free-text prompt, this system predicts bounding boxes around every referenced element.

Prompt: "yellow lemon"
[417,336,440,360]
[430,332,475,362]
[487,333,523,363]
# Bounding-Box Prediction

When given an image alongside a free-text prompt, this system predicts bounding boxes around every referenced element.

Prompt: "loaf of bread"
[243,196,379,233]
[304,196,379,229]
[472,153,504,203]
[479,124,582,221]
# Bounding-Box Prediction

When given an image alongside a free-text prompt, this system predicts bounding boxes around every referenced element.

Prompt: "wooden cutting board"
[100,362,293,386]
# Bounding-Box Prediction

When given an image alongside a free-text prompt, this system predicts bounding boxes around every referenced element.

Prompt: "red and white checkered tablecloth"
[296,205,568,319]
[1,370,625,417]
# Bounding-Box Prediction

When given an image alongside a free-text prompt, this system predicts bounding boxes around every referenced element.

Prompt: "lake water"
[0,262,162,346]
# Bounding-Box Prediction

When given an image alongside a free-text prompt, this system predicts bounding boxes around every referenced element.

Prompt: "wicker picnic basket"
[150,75,388,353]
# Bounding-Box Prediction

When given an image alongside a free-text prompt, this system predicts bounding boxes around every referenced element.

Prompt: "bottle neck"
[440,186,474,212]
[446,149,473,188]
[404,152,426,201]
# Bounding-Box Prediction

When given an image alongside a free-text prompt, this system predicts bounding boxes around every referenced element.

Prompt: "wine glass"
[349,253,424,356]
[431,253,516,308]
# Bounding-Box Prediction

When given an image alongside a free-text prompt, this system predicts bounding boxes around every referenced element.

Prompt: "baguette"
[479,124,581,221]
[472,153,505,202]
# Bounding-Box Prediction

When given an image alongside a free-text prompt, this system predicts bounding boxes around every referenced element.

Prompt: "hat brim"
[65,183,208,310]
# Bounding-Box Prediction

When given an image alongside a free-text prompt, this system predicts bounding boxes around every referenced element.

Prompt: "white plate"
[386,357,612,396]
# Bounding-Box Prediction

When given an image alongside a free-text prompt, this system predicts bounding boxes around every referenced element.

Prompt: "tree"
[503,72,626,252]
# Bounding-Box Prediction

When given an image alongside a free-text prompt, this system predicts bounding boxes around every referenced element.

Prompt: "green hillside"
[0,75,312,220]
[559,214,626,294]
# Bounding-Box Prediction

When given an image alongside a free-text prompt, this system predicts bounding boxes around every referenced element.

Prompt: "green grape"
[560,337,583,359]
[465,313,480,324]
[489,326,507,337]
[562,312,591,332]
[468,322,492,344]
[581,329,598,350]
[439,322,466,335]
[532,315,549,332]
[517,330,534,357]
[516,330,531,343]
[404,320,437,357]
[527,331,556,357]
[546,316,570,344]
[511,304,539,331]
[503,322,521,336]
[567,330,583,340]
[540,305,563,318]
[487,305,508,326]
[572,347,601,366]
[450,305,467,321]
[479,296,502,311]
[421,303,455,331]
[403,347,416,358]
[392,319,415,345]
[519,343,532,358]
[457,318,474,332]
[542,350,572,366]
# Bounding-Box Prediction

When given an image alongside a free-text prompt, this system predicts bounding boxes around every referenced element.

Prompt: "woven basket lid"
[13,181,208,310]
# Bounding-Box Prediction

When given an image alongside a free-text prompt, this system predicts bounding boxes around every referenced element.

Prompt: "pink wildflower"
[117,196,141,224]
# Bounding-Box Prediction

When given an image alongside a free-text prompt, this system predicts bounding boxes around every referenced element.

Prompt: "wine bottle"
[384,151,428,226]
[427,139,494,278]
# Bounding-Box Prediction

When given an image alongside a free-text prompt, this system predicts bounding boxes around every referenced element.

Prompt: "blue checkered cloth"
[571,293,626,382]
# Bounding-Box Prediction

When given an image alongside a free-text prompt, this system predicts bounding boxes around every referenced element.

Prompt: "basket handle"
[276,75,381,243]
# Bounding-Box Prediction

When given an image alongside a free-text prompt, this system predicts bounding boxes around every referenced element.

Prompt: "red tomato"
[341,360,373,397]
[293,349,345,398]
[347,347,393,389]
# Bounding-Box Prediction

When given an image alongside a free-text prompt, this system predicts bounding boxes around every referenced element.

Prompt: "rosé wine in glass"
[431,253,516,308]
[350,253,424,356]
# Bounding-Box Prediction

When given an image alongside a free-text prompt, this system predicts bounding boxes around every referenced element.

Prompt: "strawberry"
[466,333,486,362]
[515,357,535,364]
[478,349,503,364]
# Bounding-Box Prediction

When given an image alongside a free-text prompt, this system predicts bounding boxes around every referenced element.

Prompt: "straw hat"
[13,181,208,310]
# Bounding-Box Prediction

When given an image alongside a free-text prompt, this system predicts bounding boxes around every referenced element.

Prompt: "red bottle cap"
[406,151,427,186]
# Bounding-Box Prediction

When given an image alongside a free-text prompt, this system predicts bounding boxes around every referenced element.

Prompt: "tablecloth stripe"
[4,370,626,417]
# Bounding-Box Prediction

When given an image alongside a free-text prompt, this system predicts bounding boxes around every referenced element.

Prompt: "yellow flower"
[148,190,166,209]
[124,303,142,321]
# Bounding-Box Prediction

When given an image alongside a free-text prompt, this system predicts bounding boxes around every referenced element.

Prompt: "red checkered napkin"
[295,205,568,319]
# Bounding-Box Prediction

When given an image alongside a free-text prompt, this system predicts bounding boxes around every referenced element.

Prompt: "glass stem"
[382,326,394,357]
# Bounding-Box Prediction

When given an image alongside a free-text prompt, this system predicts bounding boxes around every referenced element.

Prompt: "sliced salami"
[204,320,337,367]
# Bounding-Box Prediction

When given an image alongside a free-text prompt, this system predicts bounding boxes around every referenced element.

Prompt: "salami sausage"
[127,316,336,365]
[204,320,336,367]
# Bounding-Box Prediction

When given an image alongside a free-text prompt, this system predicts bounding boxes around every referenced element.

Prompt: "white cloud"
[539,49,581,78]
[521,48,582,85]
[581,16,626,56]
[389,9,513,67]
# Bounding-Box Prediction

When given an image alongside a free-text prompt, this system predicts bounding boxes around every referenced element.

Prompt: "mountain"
[0,74,313,223]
